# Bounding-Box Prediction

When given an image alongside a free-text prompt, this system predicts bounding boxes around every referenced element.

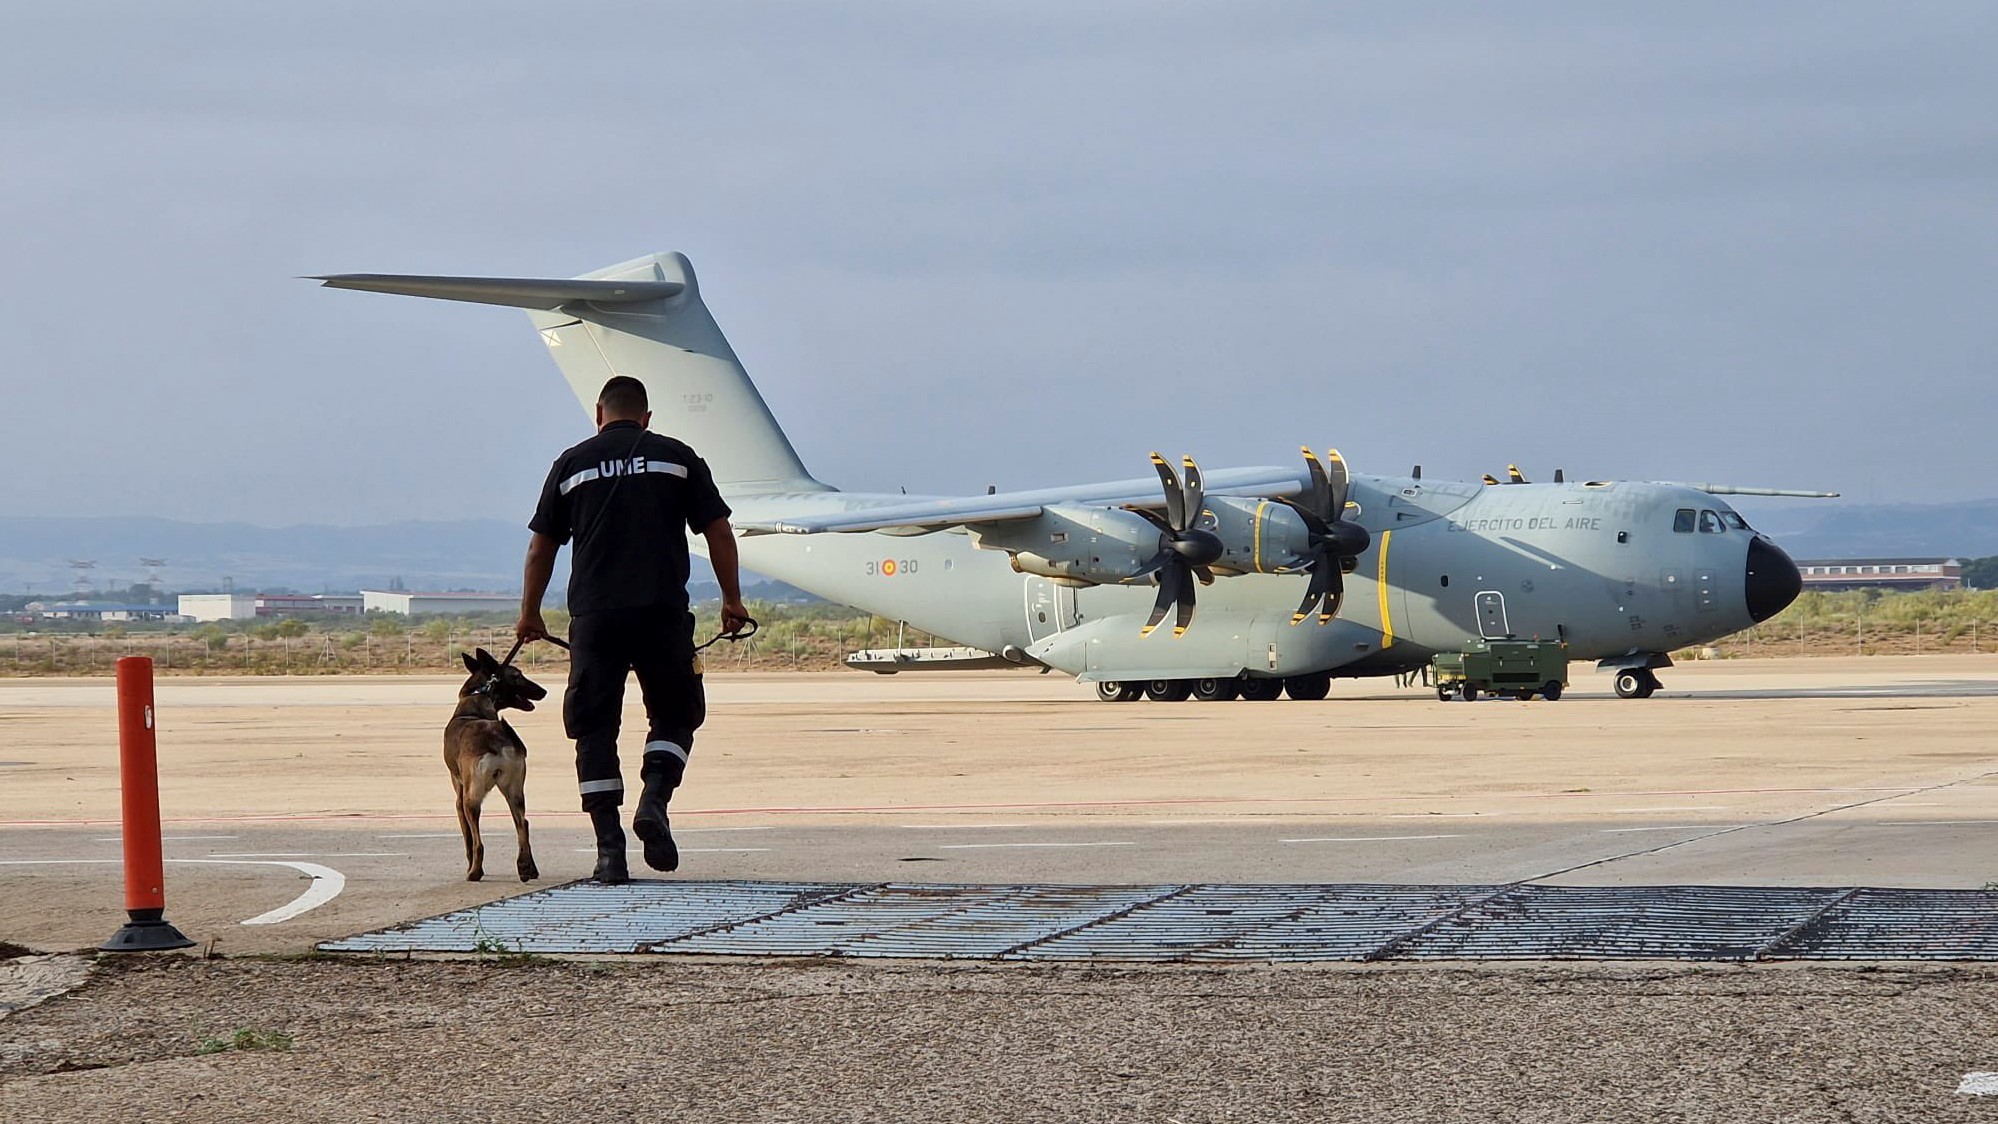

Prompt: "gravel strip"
[1,957,1994,1122]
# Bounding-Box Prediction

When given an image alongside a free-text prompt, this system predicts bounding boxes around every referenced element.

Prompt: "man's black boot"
[631,757,680,873]
[588,806,629,884]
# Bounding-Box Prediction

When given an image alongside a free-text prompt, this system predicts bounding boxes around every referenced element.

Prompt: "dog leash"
[497,616,759,668]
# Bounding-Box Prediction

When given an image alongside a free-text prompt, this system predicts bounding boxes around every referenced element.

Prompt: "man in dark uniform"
[515,375,749,884]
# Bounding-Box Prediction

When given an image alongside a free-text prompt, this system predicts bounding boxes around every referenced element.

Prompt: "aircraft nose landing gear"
[1613,669,1660,699]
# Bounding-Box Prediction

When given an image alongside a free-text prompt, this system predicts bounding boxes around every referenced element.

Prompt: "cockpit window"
[1699,510,1725,533]
[1724,511,1749,530]
[1673,508,1696,533]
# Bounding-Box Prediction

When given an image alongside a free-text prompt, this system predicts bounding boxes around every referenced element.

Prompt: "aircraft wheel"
[1192,677,1240,702]
[1459,682,1478,702]
[1613,671,1658,699]
[1238,678,1285,702]
[1542,681,1563,702]
[1096,681,1142,703]
[1145,679,1193,703]
[1283,674,1332,701]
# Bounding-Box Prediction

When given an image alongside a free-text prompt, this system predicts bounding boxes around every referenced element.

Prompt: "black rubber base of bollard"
[101,910,195,953]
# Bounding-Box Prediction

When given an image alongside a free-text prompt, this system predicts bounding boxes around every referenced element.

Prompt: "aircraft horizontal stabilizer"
[310,273,685,311]
[1659,482,1840,499]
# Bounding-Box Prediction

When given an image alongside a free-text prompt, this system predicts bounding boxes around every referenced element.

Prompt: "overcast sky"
[3,2,1993,526]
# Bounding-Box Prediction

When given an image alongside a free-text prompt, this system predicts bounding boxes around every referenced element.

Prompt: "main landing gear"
[1613,668,1661,699]
[1092,675,1329,702]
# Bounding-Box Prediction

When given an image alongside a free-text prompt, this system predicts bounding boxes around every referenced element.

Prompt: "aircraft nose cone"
[1745,536,1801,623]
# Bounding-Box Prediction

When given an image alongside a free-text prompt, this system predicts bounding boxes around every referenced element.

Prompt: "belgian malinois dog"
[446,648,546,882]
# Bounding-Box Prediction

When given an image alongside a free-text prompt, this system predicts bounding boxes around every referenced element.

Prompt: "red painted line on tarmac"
[0,786,1916,829]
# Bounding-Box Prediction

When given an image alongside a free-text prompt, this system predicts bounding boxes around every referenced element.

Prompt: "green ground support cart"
[1431,638,1569,702]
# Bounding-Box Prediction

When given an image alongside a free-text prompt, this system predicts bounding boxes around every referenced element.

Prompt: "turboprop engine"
[969,503,1164,585]
[1208,448,1372,623]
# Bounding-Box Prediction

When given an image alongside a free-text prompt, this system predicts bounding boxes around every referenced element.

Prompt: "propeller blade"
[1483,474,1500,486]
[1291,562,1330,624]
[1319,565,1345,625]
[1325,449,1350,517]
[1174,567,1196,636]
[1150,453,1185,531]
[1140,569,1176,637]
[1180,456,1205,531]
[1301,447,1329,520]
[1194,566,1216,586]
[1507,464,1527,485]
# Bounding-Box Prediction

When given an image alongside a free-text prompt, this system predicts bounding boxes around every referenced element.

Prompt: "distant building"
[38,603,180,622]
[257,594,363,617]
[178,593,260,621]
[1795,557,1962,592]
[178,593,365,620]
[360,590,518,616]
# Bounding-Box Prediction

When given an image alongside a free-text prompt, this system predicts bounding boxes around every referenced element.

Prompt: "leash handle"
[696,615,758,652]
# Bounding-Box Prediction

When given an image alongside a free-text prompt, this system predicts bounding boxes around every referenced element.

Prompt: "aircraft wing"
[740,466,1305,534]
[1658,482,1841,498]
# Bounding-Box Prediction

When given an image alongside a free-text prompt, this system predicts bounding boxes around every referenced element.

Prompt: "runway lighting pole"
[101,656,194,952]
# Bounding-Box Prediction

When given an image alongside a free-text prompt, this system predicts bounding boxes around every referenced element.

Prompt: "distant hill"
[1740,498,1998,560]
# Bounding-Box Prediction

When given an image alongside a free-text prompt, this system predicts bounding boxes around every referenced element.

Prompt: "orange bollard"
[101,657,193,952]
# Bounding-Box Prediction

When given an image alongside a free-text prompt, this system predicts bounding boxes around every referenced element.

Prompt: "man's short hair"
[598,376,649,417]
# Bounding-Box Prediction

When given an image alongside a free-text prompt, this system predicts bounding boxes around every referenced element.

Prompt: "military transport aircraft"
[316,252,1823,702]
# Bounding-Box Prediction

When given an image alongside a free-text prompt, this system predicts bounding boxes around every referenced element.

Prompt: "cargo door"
[1024,577,1076,643]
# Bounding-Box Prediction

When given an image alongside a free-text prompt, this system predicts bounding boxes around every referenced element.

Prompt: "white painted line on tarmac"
[1281,834,1465,844]
[1958,1072,1998,1095]
[569,847,773,854]
[94,835,240,842]
[1600,825,1723,834]
[1608,806,1729,814]
[181,859,346,926]
[1875,820,1998,827]
[0,857,345,926]
[936,841,1136,850]
[899,823,1032,830]
[207,852,405,859]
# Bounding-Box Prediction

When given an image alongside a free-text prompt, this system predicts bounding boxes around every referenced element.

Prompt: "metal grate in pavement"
[667,883,1182,959]
[317,881,1998,961]
[318,880,851,954]
[1396,884,1853,960]
[1017,884,1499,961]
[1772,888,1998,960]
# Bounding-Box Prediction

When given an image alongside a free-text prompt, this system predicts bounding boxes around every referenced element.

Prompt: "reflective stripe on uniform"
[559,461,685,495]
[643,740,688,764]
[578,778,625,795]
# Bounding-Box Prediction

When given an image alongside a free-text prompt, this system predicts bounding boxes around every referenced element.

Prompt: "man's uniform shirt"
[529,420,732,615]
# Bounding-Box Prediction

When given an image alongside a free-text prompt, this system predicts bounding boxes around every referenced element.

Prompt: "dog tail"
[312,254,831,499]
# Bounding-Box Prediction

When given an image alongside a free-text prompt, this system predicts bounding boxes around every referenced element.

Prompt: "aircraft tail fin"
[314,253,831,498]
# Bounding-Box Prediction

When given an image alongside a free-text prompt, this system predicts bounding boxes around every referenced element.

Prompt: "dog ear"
[474,647,499,669]
[461,650,480,673]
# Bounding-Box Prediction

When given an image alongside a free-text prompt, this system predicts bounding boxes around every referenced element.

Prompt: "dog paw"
[519,864,539,882]
[465,869,484,882]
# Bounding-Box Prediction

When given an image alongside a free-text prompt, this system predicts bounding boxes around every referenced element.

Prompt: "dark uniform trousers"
[564,607,704,812]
